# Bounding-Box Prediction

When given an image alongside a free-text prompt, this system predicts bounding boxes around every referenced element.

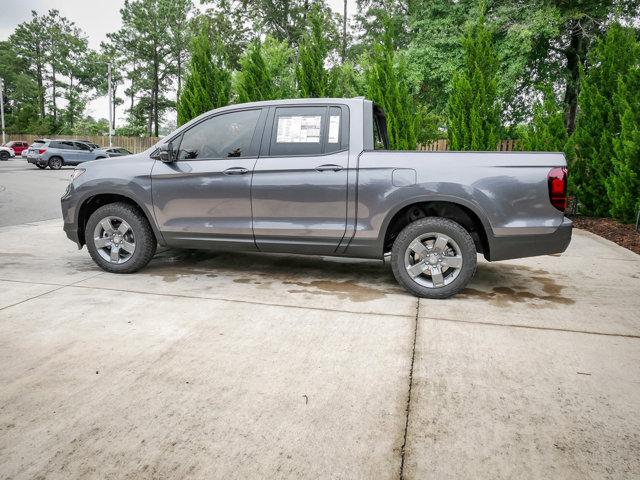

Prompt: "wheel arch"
[76,193,163,247]
[380,197,492,257]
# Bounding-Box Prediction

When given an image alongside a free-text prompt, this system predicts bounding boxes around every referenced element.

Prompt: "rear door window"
[269,106,326,156]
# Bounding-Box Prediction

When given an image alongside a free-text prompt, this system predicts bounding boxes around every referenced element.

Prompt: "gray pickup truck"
[61,98,571,298]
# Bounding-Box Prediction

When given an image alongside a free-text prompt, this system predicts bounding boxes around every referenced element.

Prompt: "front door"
[151,108,265,250]
[251,105,350,254]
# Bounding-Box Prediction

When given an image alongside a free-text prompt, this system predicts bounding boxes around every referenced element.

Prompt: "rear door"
[151,108,266,250]
[73,141,93,163]
[251,105,350,254]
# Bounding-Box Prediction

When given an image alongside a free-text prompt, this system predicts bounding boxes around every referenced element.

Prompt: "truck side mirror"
[158,142,174,163]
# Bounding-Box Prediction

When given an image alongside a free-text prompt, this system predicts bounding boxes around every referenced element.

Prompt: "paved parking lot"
[0,158,639,479]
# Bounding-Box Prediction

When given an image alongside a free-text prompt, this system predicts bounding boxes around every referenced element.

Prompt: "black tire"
[48,156,63,170]
[85,202,157,273]
[0,151,9,161]
[391,217,477,299]
[36,163,47,169]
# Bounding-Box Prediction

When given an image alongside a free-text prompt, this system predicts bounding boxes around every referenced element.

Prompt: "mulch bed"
[571,216,640,255]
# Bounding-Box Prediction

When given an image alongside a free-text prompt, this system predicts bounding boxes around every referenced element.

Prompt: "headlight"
[70,168,86,183]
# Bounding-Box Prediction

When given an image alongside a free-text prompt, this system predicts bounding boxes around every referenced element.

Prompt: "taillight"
[38,148,47,154]
[548,167,567,212]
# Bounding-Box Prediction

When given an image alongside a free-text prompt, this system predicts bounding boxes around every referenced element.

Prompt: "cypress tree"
[296,5,333,98]
[517,87,568,151]
[262,36,297,99]
[235,40,274,103]
[177,29,230,126]
[363,20,419,150]
[570,23,639,216]
[446,10,500,151]
[607,68,640,223]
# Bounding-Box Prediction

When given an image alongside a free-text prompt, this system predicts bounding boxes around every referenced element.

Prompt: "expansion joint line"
[399,298,419,480]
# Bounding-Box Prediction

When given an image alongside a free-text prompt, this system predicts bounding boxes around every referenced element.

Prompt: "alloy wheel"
[403,232,463,288]
[93,216,136,264]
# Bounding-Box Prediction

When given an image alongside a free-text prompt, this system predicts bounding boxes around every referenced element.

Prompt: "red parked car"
[4,141,29,156]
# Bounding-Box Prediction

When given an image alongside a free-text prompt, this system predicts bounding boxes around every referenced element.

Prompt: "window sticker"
[276,115,322,143]
[328,115,340,144]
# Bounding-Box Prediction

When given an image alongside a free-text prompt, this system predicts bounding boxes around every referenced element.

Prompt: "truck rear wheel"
[391,217,477,299]
[85,202,157,273]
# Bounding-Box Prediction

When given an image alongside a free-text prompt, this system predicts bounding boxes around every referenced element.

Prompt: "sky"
[0,0,350,127]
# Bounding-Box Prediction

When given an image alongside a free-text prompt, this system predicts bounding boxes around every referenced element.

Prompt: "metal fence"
[4,134,160,153]
[418,139,519,151]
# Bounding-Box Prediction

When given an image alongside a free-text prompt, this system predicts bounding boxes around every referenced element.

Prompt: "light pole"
[0,78,5,145]
[107,63,113,148]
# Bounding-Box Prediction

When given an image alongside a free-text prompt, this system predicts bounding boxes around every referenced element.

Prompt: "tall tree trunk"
[342,0,347,63]
[177,56,182,102]
[563,20,586,134]
[147,91,153,136]
[52,66,57,124]
[112,85,117,130]
[68,75,74,128]
[153,67,159,137]
[36,45,45,119]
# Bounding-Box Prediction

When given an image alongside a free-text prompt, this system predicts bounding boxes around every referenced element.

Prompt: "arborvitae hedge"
[364,23,418,150]
[447,11,500,151]
[177,30,230,126]
[236,40,274,103]
[570,24,639,217]
[607,68,640,223]
[518,87,567,152]
[296,5,333,98]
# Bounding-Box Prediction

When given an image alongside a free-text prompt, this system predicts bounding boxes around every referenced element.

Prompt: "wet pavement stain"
[283,279,388,302]
[138,250,573,305]
[461,263,575,307]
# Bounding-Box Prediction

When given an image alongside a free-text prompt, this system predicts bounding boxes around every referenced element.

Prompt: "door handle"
[223,167,249,175]
[315,164,343,172]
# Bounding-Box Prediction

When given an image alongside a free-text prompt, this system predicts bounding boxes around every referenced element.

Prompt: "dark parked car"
[75,140,101,150]
[4,141,29,156]
[105,147,133,157]
[27,139,108,169]
[61,98,571,298]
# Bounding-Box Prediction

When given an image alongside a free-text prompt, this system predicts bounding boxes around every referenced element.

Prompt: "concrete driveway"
[0,218,639,479]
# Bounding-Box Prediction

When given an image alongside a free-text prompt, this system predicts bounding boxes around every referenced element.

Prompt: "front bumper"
[61,186,82,248]
[487,217,573,261]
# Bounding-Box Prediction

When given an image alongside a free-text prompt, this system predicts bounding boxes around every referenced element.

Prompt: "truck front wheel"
[85,202,157,273]
[391,217,477,299]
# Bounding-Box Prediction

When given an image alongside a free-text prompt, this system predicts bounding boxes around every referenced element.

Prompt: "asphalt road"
[0,158,73,227]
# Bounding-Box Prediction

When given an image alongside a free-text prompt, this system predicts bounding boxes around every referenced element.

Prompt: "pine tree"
[517,87,568,151]
[363,20,419,150]
[570,23,639,216]
[235,40,274,103]
[446,9,500,151]
[296,5,333,98]
[607,68,640,223]
[177,29,230,126]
